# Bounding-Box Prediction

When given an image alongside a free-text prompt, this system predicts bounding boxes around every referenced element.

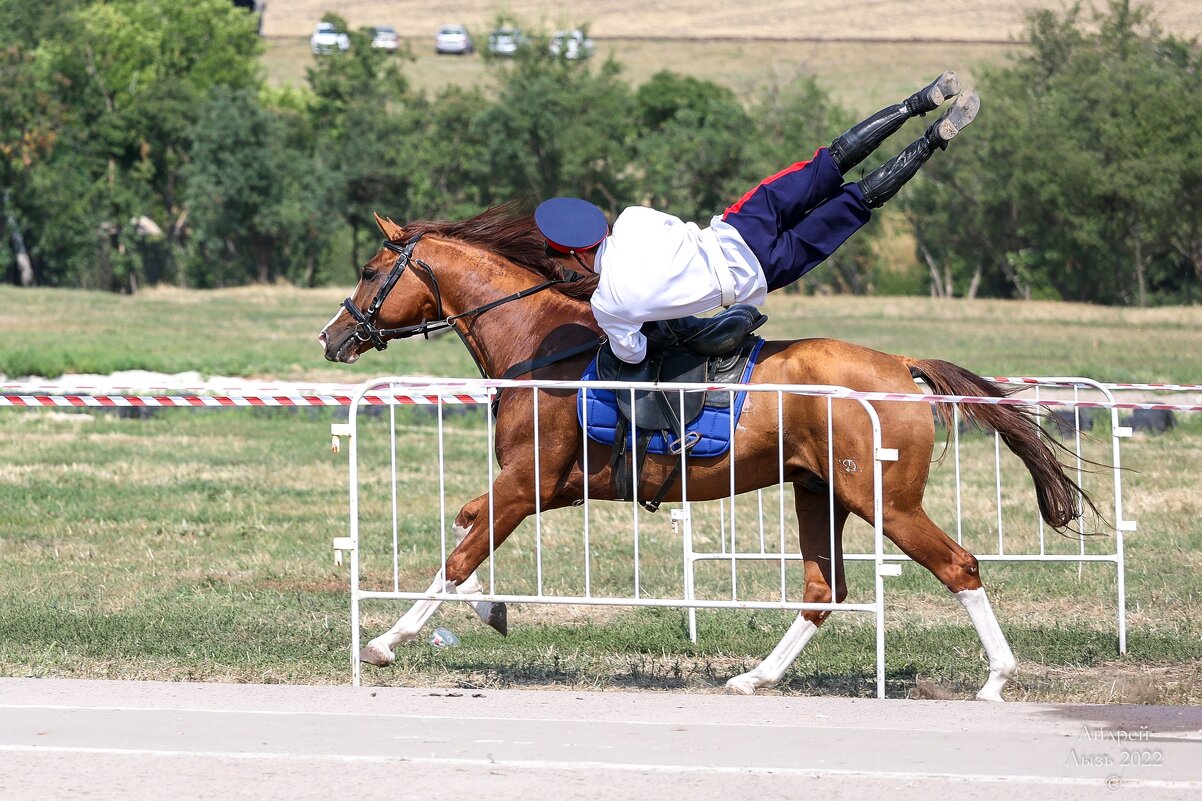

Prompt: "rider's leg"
[721,147,859,288]
[857,90,980,208]
[829,71,961,174]
[757,187,872,291]
[722,147,847,237]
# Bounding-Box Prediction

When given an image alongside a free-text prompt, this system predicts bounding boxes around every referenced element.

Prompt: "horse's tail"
[902,357,1098,530]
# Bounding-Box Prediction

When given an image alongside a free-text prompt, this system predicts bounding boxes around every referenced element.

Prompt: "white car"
[310,22,349,55]
[435,24,473,55]
[550,30,595,60]
[487,26,524,57]
[372,25,399,51]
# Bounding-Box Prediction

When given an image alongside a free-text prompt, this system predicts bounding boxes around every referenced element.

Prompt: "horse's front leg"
[359,487,531,667]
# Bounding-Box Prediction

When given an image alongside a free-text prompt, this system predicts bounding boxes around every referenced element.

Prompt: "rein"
[342,235,588,353]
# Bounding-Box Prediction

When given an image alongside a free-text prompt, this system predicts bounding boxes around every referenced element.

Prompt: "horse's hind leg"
[727,487,849,695]
[359,495,509,667]
[886,507,1017,701]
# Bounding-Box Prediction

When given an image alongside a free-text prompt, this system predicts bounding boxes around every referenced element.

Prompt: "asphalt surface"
[1,678,1200,800]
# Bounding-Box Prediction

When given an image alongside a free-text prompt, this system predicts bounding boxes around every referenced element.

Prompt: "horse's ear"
[373,212,405,241]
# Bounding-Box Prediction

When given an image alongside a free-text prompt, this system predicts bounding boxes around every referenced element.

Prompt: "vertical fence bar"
[437,389,448,577]
[994,431,1004,555]
[533,388,543,596]
[1035,385,1046,555]
[348,391,363,687]
[582,382,591,597]
[1111,404,1129,655]
[487,386,496,592]
[389,392,400,593]
[777,391,786,603]
[1073,385,1086,554]
[631,386,640,599]
[953,403,963,545]
[867,400,888,701]
[827,396,837,608]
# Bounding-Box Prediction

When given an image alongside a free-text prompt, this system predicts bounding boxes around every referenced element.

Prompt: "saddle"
[595,304,767,511]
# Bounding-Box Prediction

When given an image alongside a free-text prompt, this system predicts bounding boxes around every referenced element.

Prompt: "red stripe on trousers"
[722,149,821,219]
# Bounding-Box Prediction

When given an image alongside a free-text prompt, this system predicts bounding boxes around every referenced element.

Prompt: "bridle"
[341,234,592,355]
[341,235,446,350]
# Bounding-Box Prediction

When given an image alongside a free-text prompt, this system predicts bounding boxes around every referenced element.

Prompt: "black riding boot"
[856,90,980,208]
[829,70,961,174]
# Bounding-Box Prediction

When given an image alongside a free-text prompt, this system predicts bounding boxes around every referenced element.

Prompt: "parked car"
[550,29,595,60]
[487,26,525,57]
[371,25,399,51]
[435,24,473,55]
[310,22,349,54]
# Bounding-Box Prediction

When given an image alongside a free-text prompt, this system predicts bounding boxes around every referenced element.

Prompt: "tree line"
[2,0,1199,305]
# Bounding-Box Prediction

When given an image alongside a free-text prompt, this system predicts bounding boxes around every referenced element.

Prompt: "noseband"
[341,233,588,352]
[341,234,449,350]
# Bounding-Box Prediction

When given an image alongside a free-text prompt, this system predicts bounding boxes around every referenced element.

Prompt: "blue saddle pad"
[577,339,764,458]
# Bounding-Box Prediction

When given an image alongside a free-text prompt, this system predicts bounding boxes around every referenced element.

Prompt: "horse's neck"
[435,244,595,379]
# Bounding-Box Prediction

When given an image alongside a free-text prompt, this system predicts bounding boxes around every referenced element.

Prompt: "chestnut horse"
[319,204,1091,699]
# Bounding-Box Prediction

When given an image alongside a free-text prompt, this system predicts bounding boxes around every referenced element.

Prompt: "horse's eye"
[362,268,378,281]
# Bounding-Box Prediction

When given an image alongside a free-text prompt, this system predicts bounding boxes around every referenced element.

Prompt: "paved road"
[1,678,1200,800]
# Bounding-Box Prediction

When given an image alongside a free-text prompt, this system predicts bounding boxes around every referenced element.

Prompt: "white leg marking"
[362,522,505,666]
[725,614,819,695]
[956,587,1017,701]
[362,570,454,666]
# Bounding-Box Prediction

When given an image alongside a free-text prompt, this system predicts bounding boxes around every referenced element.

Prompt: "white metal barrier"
[683,377,1135,652]
[333,376,895,696]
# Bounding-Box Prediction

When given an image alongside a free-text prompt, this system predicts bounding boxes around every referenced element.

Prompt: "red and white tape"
[992,377,1202,393]
[3,389,1201,413]
[0,392,489,409]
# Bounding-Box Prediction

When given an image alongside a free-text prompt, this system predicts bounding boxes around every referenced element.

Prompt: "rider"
[536,71,979,364]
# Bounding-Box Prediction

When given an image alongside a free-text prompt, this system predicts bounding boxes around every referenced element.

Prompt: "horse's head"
[319,213,444,364]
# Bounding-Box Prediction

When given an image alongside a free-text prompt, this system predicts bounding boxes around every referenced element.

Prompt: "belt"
[712,259,736,307]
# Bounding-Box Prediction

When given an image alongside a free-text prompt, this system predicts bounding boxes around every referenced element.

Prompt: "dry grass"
[263,36,1015,115]
[259,0,1202,43]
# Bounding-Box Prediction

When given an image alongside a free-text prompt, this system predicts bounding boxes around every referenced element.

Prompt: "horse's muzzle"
[319,329,361,364]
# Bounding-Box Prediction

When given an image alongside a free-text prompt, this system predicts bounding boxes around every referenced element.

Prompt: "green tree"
[633,72,752,221]
[182,87,332,286]
[473,29,638,214]
[908,1,1202,305]
[306,14,416,275]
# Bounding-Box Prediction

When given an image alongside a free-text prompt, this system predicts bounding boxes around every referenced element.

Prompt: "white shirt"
[590,206,767,363]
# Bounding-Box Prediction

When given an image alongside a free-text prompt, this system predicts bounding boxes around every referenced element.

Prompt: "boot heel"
[928,90,980,147]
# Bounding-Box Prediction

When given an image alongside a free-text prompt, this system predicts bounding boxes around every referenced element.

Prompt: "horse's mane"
[398,200,600,301]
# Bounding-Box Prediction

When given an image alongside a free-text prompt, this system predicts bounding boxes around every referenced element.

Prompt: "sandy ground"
[1,678,1200,800]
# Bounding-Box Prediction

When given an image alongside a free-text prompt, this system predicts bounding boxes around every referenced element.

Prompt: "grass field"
[263,36,1016,117]
[1,286,1200,701]
[4,285,1202,384]
[258,0,1200,115]
[257,0,1202,44]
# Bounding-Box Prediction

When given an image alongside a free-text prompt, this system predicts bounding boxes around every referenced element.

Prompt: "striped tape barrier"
[3,389,1201,413]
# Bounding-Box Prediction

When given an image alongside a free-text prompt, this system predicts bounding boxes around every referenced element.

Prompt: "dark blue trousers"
[722,147,872,292]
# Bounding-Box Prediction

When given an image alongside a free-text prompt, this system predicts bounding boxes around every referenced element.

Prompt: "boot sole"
[925,70,962,108]
[932,90,980,143]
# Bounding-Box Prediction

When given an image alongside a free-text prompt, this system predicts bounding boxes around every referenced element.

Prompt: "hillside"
[259,0,1201,42]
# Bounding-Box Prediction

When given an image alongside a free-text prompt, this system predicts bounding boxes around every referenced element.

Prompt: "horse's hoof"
[725,675,758,696]
[975,689,1006,702]
[359,642,396,667]
[488,602,508,636]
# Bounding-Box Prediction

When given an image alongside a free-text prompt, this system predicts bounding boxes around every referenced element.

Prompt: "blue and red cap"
[535,197,608,253]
